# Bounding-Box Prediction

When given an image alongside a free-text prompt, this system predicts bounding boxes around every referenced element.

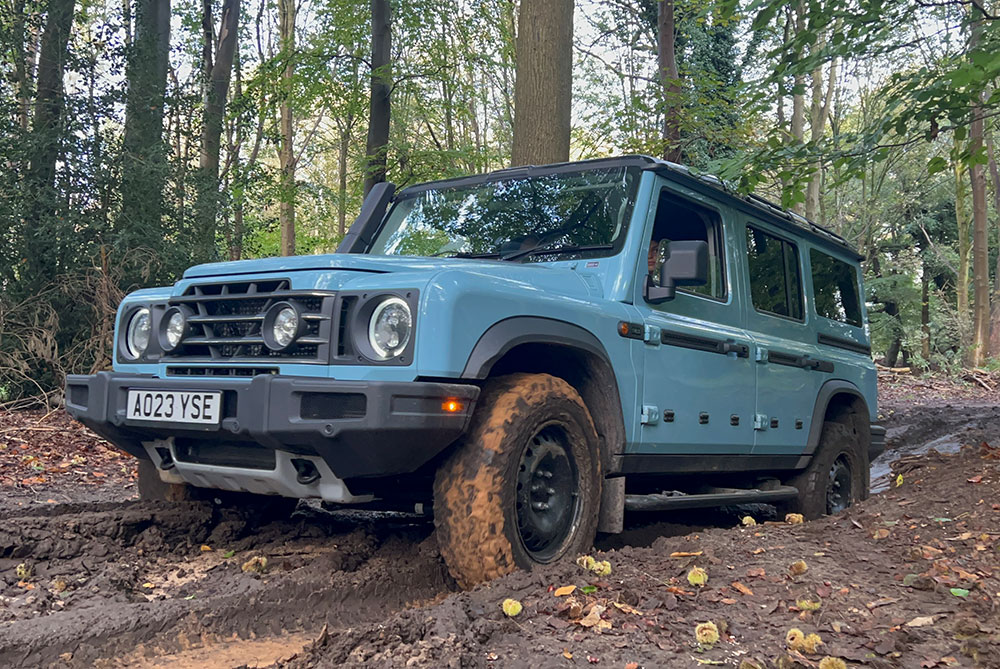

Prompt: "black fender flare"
[461,316,612,380]
[804,379,871,456]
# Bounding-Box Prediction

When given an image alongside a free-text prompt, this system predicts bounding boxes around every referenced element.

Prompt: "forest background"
[1,0,999,402]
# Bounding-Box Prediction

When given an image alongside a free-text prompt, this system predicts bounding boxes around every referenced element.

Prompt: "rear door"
[634,182,757,457]
[742,220,830,455]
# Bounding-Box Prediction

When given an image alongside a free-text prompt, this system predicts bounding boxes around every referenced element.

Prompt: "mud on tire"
[780,421,869,520]
[433,373,602,588]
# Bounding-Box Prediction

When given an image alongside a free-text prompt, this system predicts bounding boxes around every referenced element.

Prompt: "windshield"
[367,166,640,262]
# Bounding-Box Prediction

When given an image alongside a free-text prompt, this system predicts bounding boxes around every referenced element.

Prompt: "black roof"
[395,155,862,261]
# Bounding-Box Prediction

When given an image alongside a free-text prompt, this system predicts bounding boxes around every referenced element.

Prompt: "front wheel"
[780,421,869,520]
[433,373,602,588]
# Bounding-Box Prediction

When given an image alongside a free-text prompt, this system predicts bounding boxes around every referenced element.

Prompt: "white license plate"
[126,390,222,425]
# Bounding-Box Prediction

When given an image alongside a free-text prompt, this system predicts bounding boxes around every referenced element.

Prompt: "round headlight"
[368,297,411,359]
[272,306,299,349]
[125,307,151,359]
[163,309,186,351]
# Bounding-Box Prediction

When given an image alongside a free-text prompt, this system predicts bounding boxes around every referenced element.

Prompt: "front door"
[636,184,756,456]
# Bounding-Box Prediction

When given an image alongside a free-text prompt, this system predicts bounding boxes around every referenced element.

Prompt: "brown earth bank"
[0,375,996,668]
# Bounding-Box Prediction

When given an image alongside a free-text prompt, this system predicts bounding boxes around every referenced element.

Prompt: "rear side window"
[810,249,862,326]
[746,225,803,320]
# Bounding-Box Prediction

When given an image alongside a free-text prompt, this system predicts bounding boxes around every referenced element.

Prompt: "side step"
[624,485,799,512]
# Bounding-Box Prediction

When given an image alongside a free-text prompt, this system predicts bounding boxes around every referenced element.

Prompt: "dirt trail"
[0,393,997,667]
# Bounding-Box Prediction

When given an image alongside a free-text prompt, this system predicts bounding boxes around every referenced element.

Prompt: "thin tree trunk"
[12,0,31,130]
[277,0,295,255]
[337,115,352,237]
[954,154,971,341]
[510,0,573,166]
[657,0,681,163]
[789,3,806,214]
[194,0,241,260]
[806,49,837,222]
[985,125,1000,357]
[921,263,930,359]
[364,0,391,195]
[969,100,990,366]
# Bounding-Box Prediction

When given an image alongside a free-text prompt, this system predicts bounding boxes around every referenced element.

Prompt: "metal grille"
[165,279,335,363]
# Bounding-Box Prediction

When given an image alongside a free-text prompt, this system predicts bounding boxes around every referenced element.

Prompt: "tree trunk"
[120,0,171,256]
[657,0,681,163]
[789,3,806,214]
[969,100,990,366]
[921,262,930,359]
[23,0,74,287]
[805,50,837,222]
[954,154,970,342]
[338,116,351,237]
[883,299,902,368]
[193,0,241,260]
[510,0,573,166]
[985,125,1000,357]
[277,0,295,256]
[364,0,391,195]
[12,0,31,130]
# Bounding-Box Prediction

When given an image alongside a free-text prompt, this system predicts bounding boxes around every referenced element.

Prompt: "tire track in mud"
[0,502,453,668]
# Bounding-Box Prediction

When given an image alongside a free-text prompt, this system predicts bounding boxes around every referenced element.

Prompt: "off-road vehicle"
[66,156,884,587]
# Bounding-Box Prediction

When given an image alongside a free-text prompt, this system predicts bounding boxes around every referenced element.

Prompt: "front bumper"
[65,372,479,481]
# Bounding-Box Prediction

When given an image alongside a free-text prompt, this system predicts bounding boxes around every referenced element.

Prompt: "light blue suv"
[66,156,883,587]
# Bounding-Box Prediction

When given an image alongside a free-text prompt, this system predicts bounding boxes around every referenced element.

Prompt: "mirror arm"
[644,274,675,304]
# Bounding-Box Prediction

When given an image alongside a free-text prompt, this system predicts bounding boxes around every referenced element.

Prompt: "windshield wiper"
[428,250,502,259]
[501,243,613,262]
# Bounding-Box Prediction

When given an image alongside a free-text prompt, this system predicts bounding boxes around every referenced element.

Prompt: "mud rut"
[0,503,451,667]
[1,401,997,668]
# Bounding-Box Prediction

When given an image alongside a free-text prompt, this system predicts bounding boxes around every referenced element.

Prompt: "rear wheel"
[137,459,298,519]
[433,373,602,588]
[780,421,868,520]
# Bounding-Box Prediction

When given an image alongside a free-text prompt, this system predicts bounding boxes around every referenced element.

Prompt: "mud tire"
[433,373,602,588]
[137,458,298,519]
[780,421,869,520]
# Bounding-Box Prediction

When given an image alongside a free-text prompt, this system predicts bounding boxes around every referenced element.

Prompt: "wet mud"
[0,397,997,667]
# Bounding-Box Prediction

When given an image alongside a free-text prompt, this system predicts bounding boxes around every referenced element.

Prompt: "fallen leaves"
[554,585,576,597]
[906,615,939,627]
[669,551,702,558]
[785,513,804,525]
[578,604,610,630]
[731,581,753,596]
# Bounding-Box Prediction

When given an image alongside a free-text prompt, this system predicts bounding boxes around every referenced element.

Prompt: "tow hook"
[292,458,321,485]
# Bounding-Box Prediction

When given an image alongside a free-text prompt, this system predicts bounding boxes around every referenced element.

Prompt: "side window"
[650,191,727,300]
[746,225,803,320]
[810,249,862,326]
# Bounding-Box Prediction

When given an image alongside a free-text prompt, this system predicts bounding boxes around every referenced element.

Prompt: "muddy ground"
[0,375,997,668]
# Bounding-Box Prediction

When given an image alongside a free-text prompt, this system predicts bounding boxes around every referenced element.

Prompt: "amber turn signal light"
[441,399,463,413]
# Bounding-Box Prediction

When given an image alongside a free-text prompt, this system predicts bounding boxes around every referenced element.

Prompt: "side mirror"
[644,240,709,304]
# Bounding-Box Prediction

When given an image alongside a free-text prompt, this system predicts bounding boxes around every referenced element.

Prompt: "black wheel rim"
[514,425,580,563]
[826,455,852,514]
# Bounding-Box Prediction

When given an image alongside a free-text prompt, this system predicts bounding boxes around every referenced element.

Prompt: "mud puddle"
[871,402,1000,492]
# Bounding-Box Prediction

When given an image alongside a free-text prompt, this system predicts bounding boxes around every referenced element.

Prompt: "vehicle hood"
[181,253,600,298]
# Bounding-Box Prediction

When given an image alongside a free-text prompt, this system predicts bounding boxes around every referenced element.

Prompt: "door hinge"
[641,405,660,425]
[753,413,769,430]
[643,324,661,345]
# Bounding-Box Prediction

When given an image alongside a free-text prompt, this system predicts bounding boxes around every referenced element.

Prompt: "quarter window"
[746,225,803,320]
[810,249,862,326]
